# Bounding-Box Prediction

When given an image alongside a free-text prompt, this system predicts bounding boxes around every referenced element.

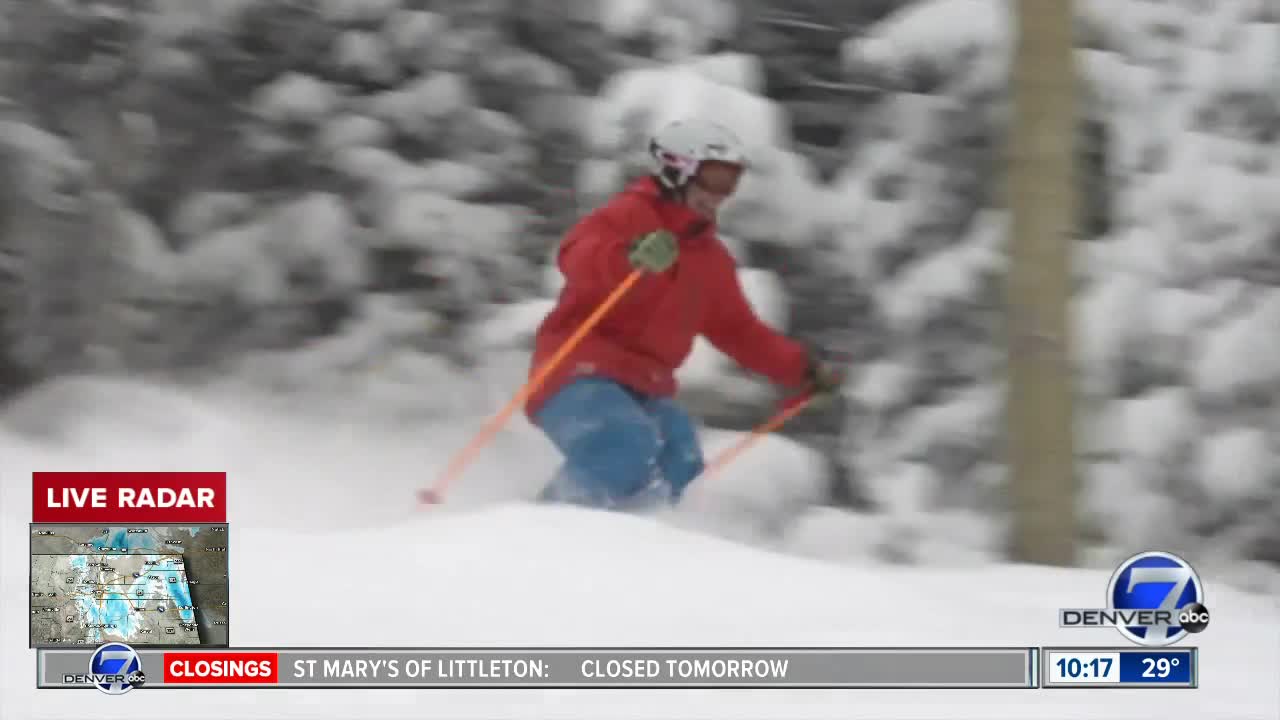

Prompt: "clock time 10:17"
[1056,656,1113,678]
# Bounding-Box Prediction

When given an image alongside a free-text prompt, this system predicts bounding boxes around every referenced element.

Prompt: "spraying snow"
[1,379,1277,720]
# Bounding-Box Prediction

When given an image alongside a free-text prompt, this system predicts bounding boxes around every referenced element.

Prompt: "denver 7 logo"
[1108,552,1206,646]
[88,643,142,695]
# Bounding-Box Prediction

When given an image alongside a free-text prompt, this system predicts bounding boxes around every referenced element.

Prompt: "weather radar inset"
[30,524,229,648]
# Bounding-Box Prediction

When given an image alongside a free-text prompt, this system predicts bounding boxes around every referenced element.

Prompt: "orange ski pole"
[699,391,814,481]
[418,269,643,506]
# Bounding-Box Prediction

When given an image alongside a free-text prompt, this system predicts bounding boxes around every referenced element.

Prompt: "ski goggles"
[691,160,743,197]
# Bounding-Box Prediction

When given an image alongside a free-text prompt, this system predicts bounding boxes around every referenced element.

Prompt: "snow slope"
[1,380,1277,720]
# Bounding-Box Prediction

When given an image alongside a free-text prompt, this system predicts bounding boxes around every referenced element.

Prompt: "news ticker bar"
[40,647,1036,689]
[38,647,1199,690]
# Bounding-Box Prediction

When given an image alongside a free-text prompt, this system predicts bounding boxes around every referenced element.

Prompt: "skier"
[525,118,844,511]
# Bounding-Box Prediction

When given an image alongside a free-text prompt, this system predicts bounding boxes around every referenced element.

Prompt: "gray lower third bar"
[38,648,1036,689]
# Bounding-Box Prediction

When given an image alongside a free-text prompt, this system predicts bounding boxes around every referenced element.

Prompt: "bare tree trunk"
[1003,0,1079,566]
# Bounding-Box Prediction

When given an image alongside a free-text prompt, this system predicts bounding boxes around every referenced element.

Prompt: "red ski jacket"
[524,177,811,419]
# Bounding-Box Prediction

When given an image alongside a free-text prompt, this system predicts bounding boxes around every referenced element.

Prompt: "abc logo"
[1178,602,1211,633]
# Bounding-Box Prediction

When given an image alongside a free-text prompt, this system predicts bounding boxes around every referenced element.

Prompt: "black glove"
[802,351,846,410]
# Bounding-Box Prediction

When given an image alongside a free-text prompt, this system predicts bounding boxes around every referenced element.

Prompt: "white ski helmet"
[647,119,749,191]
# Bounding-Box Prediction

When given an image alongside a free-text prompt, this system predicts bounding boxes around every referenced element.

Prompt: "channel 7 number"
[1127,562,1211,634]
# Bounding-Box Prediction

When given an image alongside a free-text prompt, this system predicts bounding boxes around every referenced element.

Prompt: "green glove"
[628,230,678,273]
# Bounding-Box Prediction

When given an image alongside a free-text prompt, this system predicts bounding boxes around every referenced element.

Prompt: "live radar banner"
[38,647,1038,690]
[32,472,227,524]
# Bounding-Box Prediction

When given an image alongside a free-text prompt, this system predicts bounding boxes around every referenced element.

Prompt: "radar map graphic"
[30,524,229,647]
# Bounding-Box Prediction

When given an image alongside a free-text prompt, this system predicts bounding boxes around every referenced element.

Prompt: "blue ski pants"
[532,376,705,510]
